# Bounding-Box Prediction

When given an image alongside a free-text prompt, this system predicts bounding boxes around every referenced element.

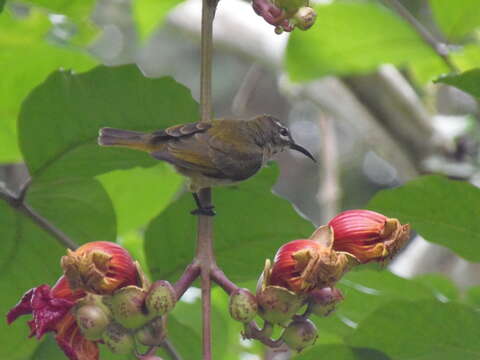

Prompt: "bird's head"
[254,115,316,162]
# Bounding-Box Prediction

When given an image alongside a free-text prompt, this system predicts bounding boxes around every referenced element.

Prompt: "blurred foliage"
[0,8,96,163]
[133,0,184,41]
[286,2,436,81]
[2,0,480,359]
[430,0,480,41]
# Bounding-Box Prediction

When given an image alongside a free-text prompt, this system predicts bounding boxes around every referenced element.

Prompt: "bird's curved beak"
[290,143,316,162]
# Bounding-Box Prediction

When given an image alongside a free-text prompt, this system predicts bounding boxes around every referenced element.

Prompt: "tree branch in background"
[317,114,341,223]
[381,0,458,72]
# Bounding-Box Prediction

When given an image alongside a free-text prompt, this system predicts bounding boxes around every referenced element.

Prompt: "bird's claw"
[190,206,216,217]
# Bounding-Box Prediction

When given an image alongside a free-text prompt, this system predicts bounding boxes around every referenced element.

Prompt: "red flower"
[328,210,410,263]
[61,241,139,294]
[269,233,354,293]
[7,241,139,360]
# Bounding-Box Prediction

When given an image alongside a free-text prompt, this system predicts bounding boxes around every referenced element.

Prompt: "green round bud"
[103,322,135,355]
[229,288,257,323]
[282,318,318,352]
[75,304,111,340]
[107,285,152,329]
[135,317,165,346]
[294,6,317,30]
[145,281,176,316]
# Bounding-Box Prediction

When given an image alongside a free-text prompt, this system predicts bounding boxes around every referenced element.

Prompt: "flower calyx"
[256,259,306,326]
[308,287,343,317]
[281,316,318,352]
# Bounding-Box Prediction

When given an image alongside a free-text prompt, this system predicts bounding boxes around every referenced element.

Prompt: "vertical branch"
[198,1,219,359]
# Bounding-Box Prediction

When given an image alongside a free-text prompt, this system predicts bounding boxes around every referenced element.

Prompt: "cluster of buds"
[228,210,410,353]
[7,242,176,360]
[252,0,317,34]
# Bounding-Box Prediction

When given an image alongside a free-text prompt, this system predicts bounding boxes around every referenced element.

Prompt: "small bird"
[98,115,315,216]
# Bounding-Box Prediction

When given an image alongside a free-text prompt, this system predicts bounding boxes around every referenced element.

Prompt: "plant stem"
[211,266,239,295]
[197,1,219,358]
[0,186,78,250]
[173,262,201,300]
[382,0,458,72]
[162,339,183,360]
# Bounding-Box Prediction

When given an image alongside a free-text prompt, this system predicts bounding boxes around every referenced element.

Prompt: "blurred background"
[2,0,480,359]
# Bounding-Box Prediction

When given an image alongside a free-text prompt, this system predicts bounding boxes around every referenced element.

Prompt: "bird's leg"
[191,192,216,216]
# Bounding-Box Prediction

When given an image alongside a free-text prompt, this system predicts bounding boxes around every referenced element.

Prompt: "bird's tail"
[98,127,154,152]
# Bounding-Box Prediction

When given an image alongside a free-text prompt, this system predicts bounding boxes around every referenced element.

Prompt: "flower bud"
[293,7,316,30]
[269,228,355,293]
[145,280,176,316]
[106,285,152,329]
[282,318,318,352]
[135,317,165,346]
[328,210,410,263]
[61,241,138,295]
[229,288,258,323]
[75,304,111,341]
[103,322,135,355]
[309,287,343,317]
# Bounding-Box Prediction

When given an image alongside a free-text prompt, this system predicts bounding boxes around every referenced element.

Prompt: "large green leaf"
[0,9,96,163]
[134,0,184,40]
[368,175,480,262]
[430,0,480,41]
[434,68,480,98]
[97,164,183,235]
[0,178,116,359]
[286,2,436,81]
[348,300,480,359]
[145,165,314,283]
[323,269,435,337]
[18,65,199,181]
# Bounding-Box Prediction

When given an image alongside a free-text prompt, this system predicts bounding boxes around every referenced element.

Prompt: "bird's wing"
[207,131,263,181]
[151,132,228,179]
[151,122,212,142]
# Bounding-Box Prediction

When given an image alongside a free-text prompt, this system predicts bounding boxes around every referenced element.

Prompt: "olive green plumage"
[98,115,314,193]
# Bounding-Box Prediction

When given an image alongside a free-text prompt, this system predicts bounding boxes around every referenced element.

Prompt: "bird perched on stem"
[98,115,315,216]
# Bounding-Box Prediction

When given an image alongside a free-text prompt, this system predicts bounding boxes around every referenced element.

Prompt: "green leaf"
[18,65,199,181]
[97,164,183,235]
[134,0,184,40]
[145,165,314,283]
[334,269,434,331]
[286,2,436,81]
[348,300,480,359]
[430,0,480,41]
[295,344,357,359]
[368,175,480,262]
[26,178,117,242]
[465,286,480,308]
[0,178,116,359]
[434,68,480,98]
[0,9,96,163]
[412,274,459,302]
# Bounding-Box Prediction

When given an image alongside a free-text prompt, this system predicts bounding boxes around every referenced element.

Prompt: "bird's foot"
[190,205,216,217]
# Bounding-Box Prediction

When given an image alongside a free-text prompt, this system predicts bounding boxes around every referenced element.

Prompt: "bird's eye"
[280,128,289,137]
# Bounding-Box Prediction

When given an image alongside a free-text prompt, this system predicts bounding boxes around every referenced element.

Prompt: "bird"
[98,115,315,216]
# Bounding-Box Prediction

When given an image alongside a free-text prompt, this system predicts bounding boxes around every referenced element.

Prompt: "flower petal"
[56,314,99,360]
